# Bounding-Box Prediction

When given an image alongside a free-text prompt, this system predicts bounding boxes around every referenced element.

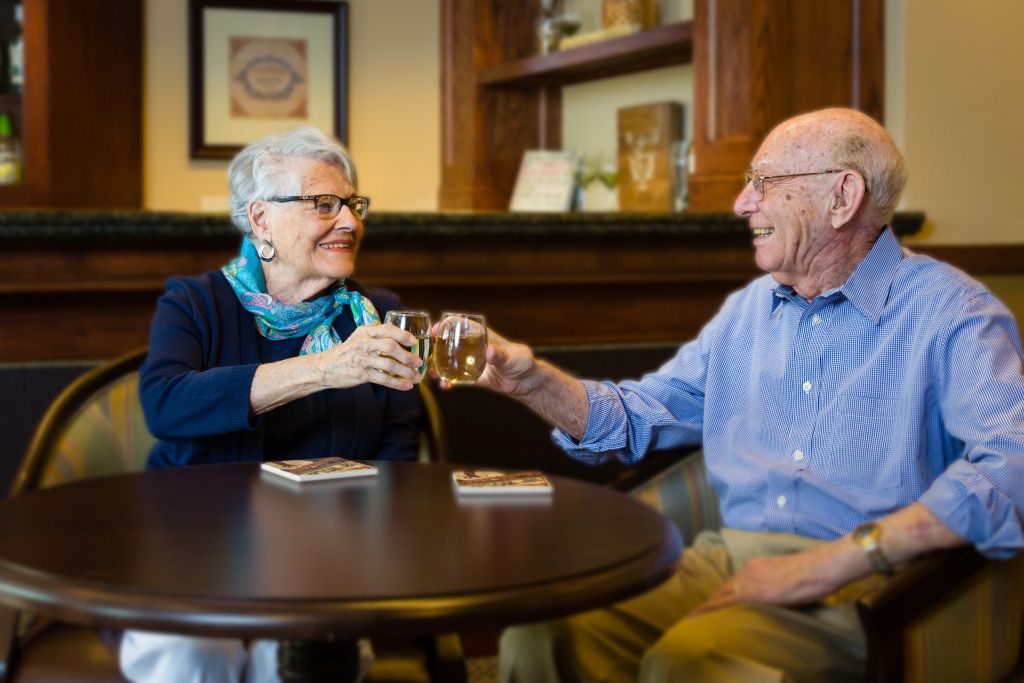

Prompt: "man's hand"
[432,324,591,440]
[691,544,853,615]
[691,504,966,616]
[475,328,539,397]
[431,324,537,395]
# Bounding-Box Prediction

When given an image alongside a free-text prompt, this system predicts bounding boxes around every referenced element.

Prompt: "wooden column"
[689,0,884,211]
[439,0,560,210]
[0,0,142,208]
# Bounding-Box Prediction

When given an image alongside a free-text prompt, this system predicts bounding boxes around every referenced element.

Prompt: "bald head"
[764,108,906,226]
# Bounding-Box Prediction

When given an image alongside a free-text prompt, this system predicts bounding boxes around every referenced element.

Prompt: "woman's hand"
[315,324,422,391]
[249,324,421,416]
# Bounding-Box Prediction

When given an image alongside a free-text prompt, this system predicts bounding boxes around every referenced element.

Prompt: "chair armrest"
[855,546,988,682]
[607,446,703,493]
[855,546,987,634]
[616,448,721,545]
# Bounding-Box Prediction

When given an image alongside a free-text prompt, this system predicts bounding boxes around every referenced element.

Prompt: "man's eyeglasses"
[744,169,842,200]
[268,194,371,220]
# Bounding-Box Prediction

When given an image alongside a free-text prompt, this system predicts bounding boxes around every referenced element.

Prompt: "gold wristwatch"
[851,522,894,575]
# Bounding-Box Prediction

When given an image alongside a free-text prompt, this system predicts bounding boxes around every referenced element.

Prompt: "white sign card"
[509,150,577,213]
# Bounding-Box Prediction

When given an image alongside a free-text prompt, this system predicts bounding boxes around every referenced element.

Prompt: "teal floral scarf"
[221,239,380,355]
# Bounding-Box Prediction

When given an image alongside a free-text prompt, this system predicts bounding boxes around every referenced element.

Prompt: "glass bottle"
[0,112,22,185]
[673,140,689,212]
[9,4,22,94]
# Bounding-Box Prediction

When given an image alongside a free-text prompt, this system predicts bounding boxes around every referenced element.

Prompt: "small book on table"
[261,457,377,482]
[451,469,553,495]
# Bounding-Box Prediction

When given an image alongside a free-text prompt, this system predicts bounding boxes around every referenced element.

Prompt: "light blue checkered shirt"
[555,228,1024,558]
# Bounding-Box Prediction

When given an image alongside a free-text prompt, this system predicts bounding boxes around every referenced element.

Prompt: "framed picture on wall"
[188,0,348,159]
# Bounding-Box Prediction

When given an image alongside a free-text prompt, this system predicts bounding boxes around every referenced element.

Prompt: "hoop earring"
[257,239,276,262]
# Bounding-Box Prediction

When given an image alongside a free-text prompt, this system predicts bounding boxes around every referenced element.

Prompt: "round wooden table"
[0,462,682,680]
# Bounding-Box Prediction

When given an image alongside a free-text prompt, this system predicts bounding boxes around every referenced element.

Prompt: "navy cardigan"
[139,271,420,469]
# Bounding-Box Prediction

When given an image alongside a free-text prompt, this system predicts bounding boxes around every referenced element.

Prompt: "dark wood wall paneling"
[1,223,1020,364]
[441,0,885,213]
[0,0,142,208]
[0,232,752,362]
[440,0,551,210]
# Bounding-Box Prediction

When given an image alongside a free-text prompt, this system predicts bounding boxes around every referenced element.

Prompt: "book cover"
[260,457,377,482]
[508,150,577,213]
[617,101,684,212]
[451,469,553,495]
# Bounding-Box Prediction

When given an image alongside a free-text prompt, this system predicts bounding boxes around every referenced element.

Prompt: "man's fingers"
[486,342,508,367]
[690,581,743,616]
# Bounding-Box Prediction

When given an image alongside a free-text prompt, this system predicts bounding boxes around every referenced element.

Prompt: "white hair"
[775,109,909,226]
[226,127,358,235]
[830,131,907,225]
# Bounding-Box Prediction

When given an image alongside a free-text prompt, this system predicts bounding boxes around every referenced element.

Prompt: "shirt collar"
[769,226,903,324]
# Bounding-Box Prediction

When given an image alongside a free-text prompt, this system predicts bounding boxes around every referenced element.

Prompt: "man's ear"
[248,200,271,241]
[830,170,867,230]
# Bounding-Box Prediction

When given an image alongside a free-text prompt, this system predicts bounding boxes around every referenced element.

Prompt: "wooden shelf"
[441,1,883,212]
[477,21,693,87]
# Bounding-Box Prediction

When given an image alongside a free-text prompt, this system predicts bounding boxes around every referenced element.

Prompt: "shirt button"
[793,450,805,462]
[812,314,822,325]
[777,495,787,508]
[802,381,812,393]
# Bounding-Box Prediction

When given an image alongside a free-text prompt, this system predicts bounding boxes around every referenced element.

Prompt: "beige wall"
[563,0,1024,245]
[562,64,694,164]
[979,275,1024,339]
[891,0,1021,245]
[144,0,1023,249]
[143,0,440,212]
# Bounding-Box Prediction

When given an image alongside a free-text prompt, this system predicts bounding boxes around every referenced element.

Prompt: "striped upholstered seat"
[899,554,1024,682]
[13,347,152,496]
[628,449,720,545]
[34,371,155,488]
[6,347,151,683]
[8,347,462,683]
[627,449,1024,682]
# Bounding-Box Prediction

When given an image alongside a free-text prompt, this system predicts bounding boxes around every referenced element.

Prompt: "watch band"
[851,522,894,574]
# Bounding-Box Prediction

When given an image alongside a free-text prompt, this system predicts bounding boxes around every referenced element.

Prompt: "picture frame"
[188,0,348,159]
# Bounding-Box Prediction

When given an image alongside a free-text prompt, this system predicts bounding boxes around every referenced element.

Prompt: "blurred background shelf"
[477,21,693,87]
[440,0,884,212]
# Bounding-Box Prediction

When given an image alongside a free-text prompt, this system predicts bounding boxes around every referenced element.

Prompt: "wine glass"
[384,310,432,377]
[434,313,488,384]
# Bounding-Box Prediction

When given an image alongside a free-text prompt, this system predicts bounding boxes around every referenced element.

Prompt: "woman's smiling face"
[256,157,364,301]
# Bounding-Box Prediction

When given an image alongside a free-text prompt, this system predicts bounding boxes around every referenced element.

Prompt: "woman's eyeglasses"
[268,194,371,220]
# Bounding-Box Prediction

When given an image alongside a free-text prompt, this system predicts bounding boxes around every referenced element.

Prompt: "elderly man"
[479,108,1024,681]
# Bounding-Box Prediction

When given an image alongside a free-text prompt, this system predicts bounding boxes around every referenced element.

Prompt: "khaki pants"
[499,529,868,683]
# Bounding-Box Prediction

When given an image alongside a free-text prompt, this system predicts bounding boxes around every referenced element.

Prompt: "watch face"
[854,522,880,542]
[853,522,892,574]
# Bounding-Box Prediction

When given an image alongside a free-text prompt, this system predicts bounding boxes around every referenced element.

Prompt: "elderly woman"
[120,127,422,683]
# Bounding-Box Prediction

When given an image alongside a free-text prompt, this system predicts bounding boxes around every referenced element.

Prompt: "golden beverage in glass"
[434,313,487,384]
[384,310,432,377]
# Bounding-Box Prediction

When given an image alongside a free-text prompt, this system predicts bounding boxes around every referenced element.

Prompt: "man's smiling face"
[733,124,842,287]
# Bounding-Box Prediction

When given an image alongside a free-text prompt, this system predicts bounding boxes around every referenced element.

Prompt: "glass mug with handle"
[383,310,432,377]
[434,312,488,384]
